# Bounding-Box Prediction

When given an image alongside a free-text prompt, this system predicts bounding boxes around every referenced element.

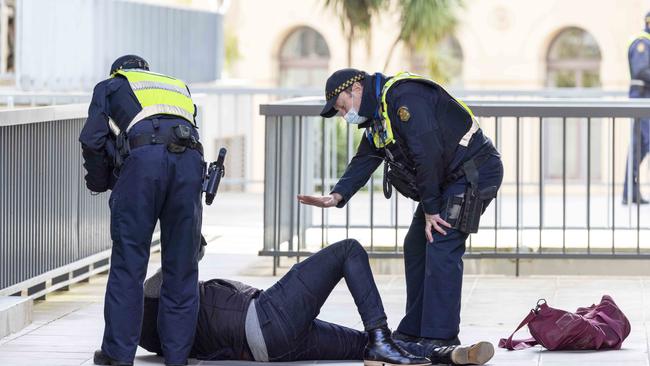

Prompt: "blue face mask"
[342,93,368,125]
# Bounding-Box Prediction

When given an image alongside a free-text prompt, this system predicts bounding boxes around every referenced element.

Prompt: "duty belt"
[443,146,495,189]
[128,133,204,155]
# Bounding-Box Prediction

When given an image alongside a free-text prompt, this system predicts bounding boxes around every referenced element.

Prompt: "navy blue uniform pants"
[397,154,504,340]
[102,121,203,364]
[623,118,650,200]
[255,239,387,361]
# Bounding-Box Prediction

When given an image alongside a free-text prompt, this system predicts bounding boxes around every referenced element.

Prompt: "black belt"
[128,133,204,155]
[443,147,495,189]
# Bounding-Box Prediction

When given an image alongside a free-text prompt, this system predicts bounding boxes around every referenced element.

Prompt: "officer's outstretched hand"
[297,193,342,208]
[424,213,452,243]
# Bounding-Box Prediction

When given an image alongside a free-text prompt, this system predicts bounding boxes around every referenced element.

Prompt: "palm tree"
[324,0,386,66]
[384,0,461,81]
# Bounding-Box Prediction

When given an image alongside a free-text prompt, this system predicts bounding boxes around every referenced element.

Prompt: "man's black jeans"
[255,239,387,361]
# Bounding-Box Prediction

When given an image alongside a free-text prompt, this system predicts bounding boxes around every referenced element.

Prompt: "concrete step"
[0,296,33,339]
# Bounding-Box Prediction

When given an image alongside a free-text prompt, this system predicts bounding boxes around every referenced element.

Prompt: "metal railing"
[0,87,629,191]
[0,105,130,298]
[260,97,650,274]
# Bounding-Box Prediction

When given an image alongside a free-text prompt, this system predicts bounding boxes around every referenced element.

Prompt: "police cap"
[110,55,150,76]
[320,68,367,118]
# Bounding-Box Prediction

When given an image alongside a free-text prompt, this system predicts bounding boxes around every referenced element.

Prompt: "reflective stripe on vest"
[372,71,479,148]
[113,69,195,133]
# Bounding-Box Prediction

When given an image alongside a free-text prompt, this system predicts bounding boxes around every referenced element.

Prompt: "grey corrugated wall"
[15,0,223,91]
[0,116,111,290]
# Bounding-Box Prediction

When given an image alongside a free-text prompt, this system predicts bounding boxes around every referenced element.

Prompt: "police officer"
[298,69,503,347]
[624,12,650,205]
[79,55,204,366]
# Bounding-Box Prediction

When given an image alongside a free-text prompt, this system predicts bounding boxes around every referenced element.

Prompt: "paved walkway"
[1,247,649,365]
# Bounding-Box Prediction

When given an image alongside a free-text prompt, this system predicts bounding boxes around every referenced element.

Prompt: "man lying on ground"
[138,238,494,366]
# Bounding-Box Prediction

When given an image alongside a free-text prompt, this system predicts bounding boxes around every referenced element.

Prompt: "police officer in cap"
[624,12,650,205]
[298,69,503,347]
[79,55,204,366]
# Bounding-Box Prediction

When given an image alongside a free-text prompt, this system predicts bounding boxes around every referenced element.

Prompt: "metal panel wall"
[16,0,222,91]
[0,115,111,290]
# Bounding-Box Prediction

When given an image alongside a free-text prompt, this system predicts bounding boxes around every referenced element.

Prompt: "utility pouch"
[383,141,420,201]
[383,160,420,201]
[173,124,192,141]
[168,124,193,153]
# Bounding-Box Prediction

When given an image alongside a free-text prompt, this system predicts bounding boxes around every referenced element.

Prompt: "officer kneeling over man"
[299,69,504,347]
[139,236,495,366]
[79,55,204,366]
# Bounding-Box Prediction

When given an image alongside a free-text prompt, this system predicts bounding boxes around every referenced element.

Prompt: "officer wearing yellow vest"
[79,55,204,366]
[623,12,650,204]
[298,69,503,348]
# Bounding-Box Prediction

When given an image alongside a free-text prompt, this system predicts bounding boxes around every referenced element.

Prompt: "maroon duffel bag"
[499,295,630,351]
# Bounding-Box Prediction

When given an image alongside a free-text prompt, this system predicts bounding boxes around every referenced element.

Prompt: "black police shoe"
[419,335,461,348]
[622,196,649,205]
[392,330,422,343]
[364,327,431,366]
[429,341,494,365]
[93,350,133,366]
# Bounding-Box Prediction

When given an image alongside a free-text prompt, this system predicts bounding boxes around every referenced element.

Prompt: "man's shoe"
[392,330,422,343]
[364,327,431,366]
[429,342,494,365]
[419,336,461,348]
[93,350,133,366]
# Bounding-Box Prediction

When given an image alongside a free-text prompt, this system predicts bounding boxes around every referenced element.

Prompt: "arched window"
[544,27,602,181]
[409,36,463,87]
[278,27,330,88]
[546,27,601,87]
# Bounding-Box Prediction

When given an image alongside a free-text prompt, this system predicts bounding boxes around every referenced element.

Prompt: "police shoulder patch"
[397,106,410,122]
[638,42,646,53]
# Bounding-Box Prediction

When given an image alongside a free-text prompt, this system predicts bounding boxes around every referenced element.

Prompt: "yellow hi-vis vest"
[109,69,196,135]
[371,71,479,149]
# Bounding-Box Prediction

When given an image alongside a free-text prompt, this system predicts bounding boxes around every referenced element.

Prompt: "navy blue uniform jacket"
[331,74,489,215]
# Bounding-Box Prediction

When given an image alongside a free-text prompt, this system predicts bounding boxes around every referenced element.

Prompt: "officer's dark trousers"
[623,118,650,200]
[255,239,387,361]
[102,120,203,364]
[397,154,504,340]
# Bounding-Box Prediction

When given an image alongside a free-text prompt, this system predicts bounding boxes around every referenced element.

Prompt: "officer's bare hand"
[297,193,342,208]
[424,213,452,243]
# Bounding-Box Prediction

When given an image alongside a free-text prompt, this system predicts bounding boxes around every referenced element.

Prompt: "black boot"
[93,350,133,366]
[419,336,461,348]
[392,330,422,343]
[363,327,431,366]
[429,342,494,365]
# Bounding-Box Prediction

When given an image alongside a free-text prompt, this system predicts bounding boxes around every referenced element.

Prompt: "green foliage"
[324,0,387,65]
[224,29,241,73]
[384,0,462,83]
[396,0,460,50]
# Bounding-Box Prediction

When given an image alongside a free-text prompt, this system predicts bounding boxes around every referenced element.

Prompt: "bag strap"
[498,309,539,350]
